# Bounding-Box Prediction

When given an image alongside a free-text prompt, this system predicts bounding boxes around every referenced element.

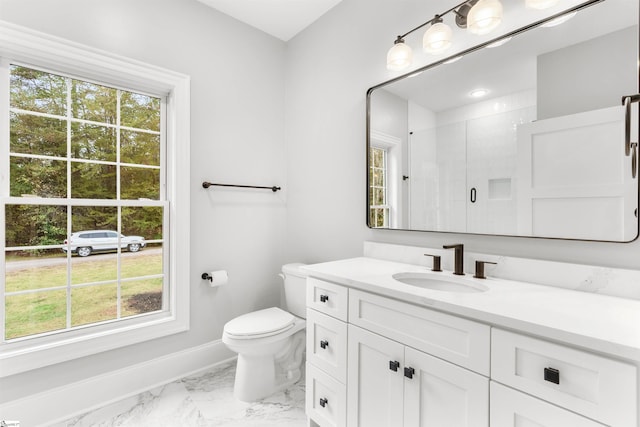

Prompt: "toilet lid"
[224,307,295,337]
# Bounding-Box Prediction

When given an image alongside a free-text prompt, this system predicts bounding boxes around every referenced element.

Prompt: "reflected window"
[4,65,166,341]
[369,147,390,228]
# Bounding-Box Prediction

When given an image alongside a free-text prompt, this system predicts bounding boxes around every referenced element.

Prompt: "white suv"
[62,231,146,257]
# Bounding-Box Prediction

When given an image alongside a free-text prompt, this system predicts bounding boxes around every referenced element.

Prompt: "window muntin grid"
[369,146,390,228]
[3,64,168,342]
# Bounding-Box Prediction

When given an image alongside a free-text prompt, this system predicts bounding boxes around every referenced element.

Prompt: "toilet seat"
[224,307,295,340]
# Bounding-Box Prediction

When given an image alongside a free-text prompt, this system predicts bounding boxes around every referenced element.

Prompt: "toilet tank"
[282,263,308,319]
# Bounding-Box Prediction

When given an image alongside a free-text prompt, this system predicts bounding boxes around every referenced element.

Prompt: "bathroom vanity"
[303,249,640,427]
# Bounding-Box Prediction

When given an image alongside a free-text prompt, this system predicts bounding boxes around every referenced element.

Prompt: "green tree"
[7,65,163,253]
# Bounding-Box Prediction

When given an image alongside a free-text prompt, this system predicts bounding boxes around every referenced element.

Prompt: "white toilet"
[222,263,308,402]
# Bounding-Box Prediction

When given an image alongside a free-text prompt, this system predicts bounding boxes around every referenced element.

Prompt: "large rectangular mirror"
[367,0,639,241]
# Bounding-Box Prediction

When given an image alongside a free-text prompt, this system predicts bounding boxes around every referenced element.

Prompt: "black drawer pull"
[404,366,415,379]
[319,397,328,407]
[544,367,560,384]
[320,294,329,303]
[389,360,400,372]
[320,340,329,349]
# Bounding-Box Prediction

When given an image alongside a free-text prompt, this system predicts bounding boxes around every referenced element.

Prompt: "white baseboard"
[0,340,235,427]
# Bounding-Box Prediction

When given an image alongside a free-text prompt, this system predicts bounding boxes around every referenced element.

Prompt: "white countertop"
[303,257,640,362]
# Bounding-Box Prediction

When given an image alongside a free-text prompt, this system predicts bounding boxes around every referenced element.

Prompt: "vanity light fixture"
[387,36,413,71]
[423,16,453,53]
[466,0,503,35]
[386,0,504,70]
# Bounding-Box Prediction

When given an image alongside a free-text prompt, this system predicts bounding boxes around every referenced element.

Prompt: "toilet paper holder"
[201,272,213,282]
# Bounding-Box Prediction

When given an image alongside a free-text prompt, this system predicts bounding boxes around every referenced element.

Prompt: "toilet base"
[232,330,305,402]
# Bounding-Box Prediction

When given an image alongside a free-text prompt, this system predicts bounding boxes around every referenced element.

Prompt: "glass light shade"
[387,41,413,70]
[526,0,559,9]
[467,0,503,35]
[423,22,453,54]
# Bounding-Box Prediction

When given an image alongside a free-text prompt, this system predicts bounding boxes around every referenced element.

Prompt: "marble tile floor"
[51,360,307,427]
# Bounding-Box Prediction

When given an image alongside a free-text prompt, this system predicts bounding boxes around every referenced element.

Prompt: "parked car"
[62,230,146,257]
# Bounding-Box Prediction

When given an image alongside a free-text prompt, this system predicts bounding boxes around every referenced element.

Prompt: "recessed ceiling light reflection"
[486,37,512,48]
[541,12,577,28]
[469,88,489,98]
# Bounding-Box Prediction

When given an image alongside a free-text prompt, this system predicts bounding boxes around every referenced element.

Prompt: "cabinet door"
[347,325,404,427]
[404,347,488,427]
[490,382,605,427]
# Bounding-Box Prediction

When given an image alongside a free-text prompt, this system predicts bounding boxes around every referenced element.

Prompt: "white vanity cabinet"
[346,289,489,427]
[491,328,637,427]
[490,382,606,427]
[305,269,639,427]
[306,279,490,427]
[347,324,489,427]
[306,278,349,427]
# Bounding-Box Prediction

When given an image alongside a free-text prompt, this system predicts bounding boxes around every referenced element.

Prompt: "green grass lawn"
[5,251,163,340]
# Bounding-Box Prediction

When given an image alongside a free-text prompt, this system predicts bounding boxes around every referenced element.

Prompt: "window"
[4,64,165,341]
[0,22,190,377]
[369,146,390,228]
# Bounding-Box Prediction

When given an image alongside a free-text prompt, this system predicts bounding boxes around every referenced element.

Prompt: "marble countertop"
[303,257,640,362]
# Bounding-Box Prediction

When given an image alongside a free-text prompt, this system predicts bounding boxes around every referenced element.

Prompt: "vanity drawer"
[491,328,637,427]
[307,278,348,321]
[306,362,346,427]
[306,308,348,383]
[348,289,490,375]
[490,382,605,427]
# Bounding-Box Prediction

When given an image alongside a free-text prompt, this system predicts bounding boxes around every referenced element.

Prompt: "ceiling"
[195,0,344,41]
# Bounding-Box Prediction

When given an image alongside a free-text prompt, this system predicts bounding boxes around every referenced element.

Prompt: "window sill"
[0,312,188,377]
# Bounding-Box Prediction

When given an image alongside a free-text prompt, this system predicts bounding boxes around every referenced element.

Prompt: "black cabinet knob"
[404,366,415,379]
[319,397,328,408]
[320,294,329,303]
[320,340,329,349]
[544,367,560,384]
[389,360,400,372]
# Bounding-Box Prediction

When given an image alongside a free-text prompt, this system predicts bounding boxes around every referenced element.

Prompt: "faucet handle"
[474,260,497,279]
[424,254,442,272]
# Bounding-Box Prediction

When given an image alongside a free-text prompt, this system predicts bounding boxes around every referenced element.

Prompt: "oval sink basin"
[392,272,488,293]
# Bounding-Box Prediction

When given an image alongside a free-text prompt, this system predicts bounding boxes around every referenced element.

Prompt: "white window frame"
[0,21,190,377]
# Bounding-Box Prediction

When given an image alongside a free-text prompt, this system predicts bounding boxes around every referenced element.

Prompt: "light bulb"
[386,39,413,71]
[423,22,453,54]
[467,0,503,35]
[526,0,559,9]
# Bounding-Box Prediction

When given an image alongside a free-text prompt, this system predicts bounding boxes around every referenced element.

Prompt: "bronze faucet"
[443,244,464,275]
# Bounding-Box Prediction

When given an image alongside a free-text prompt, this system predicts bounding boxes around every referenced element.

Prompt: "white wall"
[0,0,286,404]
[285,0,640,270]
